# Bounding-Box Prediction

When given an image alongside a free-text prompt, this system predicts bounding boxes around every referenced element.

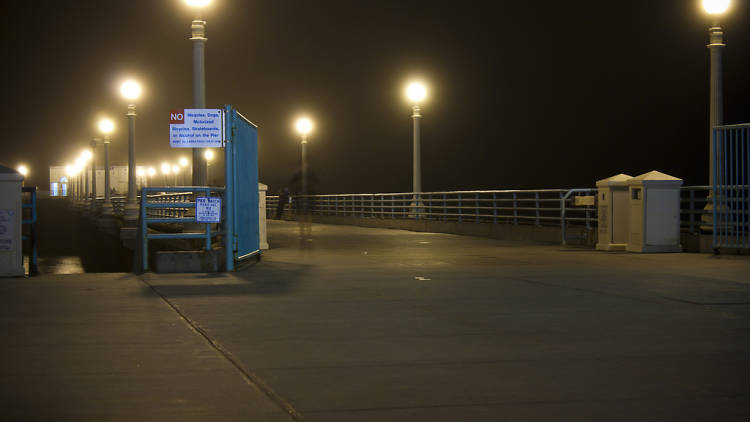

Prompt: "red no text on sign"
[170,109,185,124]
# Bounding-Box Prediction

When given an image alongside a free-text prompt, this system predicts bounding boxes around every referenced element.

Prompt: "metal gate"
[224,106,260,267]
[712,124,750,251]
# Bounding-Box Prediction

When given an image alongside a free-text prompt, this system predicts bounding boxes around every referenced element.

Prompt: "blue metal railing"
[712,124,750,252]
[21,187,38,276]
[139,187,228,272]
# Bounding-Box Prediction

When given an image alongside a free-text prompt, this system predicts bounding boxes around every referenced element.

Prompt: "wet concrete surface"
[31,198,132,274]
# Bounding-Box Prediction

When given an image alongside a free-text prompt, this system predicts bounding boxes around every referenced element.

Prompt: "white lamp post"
[120,79,142,220]
[185,0,212,186]
[295,117,313,208]
[98,118,115,214]
[81,149,93,200]
[136,167,146,190]
[701,0,731,228]
[703,0,730,188]
[172,165,181,186]
[17,165,28,187]
[161,162,172,187]
[203,149,215,185]
[406,81,427,215]
[147,167,156,188]
[179,156,190,186]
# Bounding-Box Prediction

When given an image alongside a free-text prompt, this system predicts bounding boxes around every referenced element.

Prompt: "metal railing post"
[535,192,541,227]
[458,193,462,223]
[141,189,148,272]
[689,188,696,234]
[493,193,497,224]
[513,192,518,225]
[475,193,480,223]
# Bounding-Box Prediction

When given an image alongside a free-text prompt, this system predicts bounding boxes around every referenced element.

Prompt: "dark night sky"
[2,0,749,193]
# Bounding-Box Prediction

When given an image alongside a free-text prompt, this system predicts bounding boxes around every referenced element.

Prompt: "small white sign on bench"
[196,197,221,223]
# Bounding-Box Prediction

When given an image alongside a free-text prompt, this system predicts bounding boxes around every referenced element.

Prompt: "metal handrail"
[266,186,733,242]
[139,187,227,272]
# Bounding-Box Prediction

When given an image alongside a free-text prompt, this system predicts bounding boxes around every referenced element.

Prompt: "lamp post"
[89,138,100,204]
[17,165,28,187]
[406,81,427,215]
[148,167,156,188]
[203,149,214,185]
[161,162,172,187]
[120,80,142,221]
[172,165,181,186]
[703,0,730,188]
[137,167,145,190]
[294,117,313,209]
[74,158,84,202]
[185,0,211,186]
[81,149,93,201]
[702,0,731,228]
[179,157,189,186]
[98,118,115,215]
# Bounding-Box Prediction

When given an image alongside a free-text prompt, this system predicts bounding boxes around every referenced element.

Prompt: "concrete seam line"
[138,277,308,422]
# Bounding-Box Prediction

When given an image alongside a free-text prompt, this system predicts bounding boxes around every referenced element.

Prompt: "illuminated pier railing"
[267,186,722,237]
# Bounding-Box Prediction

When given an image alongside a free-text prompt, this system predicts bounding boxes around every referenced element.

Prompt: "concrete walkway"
[3,220,750,421]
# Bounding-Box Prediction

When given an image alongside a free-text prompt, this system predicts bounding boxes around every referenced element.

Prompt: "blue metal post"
[224,106,234,271]
[141,189,148,272]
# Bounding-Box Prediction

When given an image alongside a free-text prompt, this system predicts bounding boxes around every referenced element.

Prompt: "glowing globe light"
[703,0,730,14]
[179,157,189,167]
[161,162,171,175]
[204,149,215,161]
[172,165,180,174]
[98,118,114,134]
[148,167,156,177]
[137,168,145,177]
[17,165,28,176]
[81,150,93,161]
[185,0,211,6]
[295,117,313,136]
[406,82,427,103]
[120,80,142,101]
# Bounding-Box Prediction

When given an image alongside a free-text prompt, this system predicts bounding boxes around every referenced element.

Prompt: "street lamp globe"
[172,165,180,174]
[185,0,211,6]
[81,150,93,161]
[204,149,214,161]
[295,117,313,136]
[137,168,145,177]
[161,162,171,175]
[120,80,142,101]
[703,0,730,14]
[179,157,189,167]
[148,167,156,177]
[406,82,427,104]
[98,118,114,134]
[17,165,28,177]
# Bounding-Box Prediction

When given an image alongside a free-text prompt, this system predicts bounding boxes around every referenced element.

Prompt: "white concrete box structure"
[595,173,632,251]
[258,183,269,250]
[627,171,683,253]
[0,165,24,277]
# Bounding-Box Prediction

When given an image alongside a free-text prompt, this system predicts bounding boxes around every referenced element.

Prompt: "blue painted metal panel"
[226,106,260,262]
[712,124,750,251]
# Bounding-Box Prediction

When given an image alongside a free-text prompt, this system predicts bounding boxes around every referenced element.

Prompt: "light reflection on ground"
[26,256,85,275]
